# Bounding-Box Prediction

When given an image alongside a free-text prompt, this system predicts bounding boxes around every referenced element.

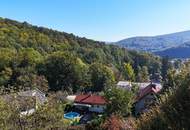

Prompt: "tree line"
[0,18,163,93]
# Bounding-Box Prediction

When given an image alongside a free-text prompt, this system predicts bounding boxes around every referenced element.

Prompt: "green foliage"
[136,63,190,130]
[105,87,134,116]
[72,58,90,92]
[18,48,43,67]
[0,48,16,70]
[164,69,177,90]
[136,66,150,82]
[0,67,12,86]
[0,98,19,129]
[0,92,69,130]
[124,63,135,81]
[161,56,172,81]
[10,67,37,90]
[86,115,105,130]
[26,99,69,129]
[0,17,161,92]
[42,51,89,93]
[89,63,115,92]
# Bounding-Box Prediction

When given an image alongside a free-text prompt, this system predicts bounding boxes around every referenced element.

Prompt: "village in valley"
[1,55,188,129]
[1,4,190,128]
[0,60,167,127]
[1,80,163,127]
[64,81,162,124]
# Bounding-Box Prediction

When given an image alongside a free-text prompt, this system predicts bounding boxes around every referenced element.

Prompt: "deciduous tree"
[105,87,134,116]
[89,63,115,92]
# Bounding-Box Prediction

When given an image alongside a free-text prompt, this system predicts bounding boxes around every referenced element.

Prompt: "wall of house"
[89,105,106,113]
[135,94,155,116]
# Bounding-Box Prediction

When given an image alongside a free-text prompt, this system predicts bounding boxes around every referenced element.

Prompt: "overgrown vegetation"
[0,92,70,129]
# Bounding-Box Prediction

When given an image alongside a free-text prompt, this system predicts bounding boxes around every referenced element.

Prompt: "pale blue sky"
[1,0,190,41]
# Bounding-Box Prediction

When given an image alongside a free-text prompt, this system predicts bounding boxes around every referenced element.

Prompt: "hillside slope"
[155,42,190,58]
[0,18,160,66]
[0,17,161,92]
[115,31,190,52]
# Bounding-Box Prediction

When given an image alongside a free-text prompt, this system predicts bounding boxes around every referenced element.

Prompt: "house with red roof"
[73,94,107,113]
[134,83,162,116]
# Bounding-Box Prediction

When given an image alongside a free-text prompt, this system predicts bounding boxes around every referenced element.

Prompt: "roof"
[18,89,47,104]
[136,82,152,90]
[117,81,131,90]
[74,94,106,105]
[136,83,161,101]
[117,81,162,91]
[1,94,36,111]
[75,94,90,103]
[1,89,47,106]
[66,95,76,102]
[117,81,131,86]
[117,81,150,89]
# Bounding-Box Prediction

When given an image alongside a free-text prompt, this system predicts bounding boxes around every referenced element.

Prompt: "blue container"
[64,112,80,120]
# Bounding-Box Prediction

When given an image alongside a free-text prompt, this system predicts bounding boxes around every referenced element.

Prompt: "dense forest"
[0,17,162,93]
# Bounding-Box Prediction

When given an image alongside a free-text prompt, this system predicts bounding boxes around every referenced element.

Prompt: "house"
[1,88,47,116]
[117,81,132,90]
[117,81,155,90]
[134,83,162,116]
[72,94,106,113]
[117,81,162,116]
[117,81,162,92]
[18,89,47,108]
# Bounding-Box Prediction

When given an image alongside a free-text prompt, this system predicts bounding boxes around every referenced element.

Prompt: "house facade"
[117,81,157,91]
[134,83,162,116]
[73,94,106,113]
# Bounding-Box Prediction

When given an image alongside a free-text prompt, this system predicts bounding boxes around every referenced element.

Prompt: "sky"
[1,0,190,42]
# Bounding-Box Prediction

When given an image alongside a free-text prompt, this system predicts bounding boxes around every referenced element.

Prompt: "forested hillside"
[0,17,161,93]
[115,30,190,52]
[155,42,190,58]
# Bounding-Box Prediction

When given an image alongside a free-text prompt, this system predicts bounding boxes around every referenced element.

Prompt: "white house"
[73,94,107,113]
[117,81,162,91]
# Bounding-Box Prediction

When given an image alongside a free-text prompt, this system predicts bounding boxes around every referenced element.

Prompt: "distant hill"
[155,42,190,58]
[115,31,190,52]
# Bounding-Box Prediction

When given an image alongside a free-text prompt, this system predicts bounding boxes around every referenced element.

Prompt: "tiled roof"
[18,89,47,104]
[74,94,106,105]
[136,83,161,101]
[74,94,91,102]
